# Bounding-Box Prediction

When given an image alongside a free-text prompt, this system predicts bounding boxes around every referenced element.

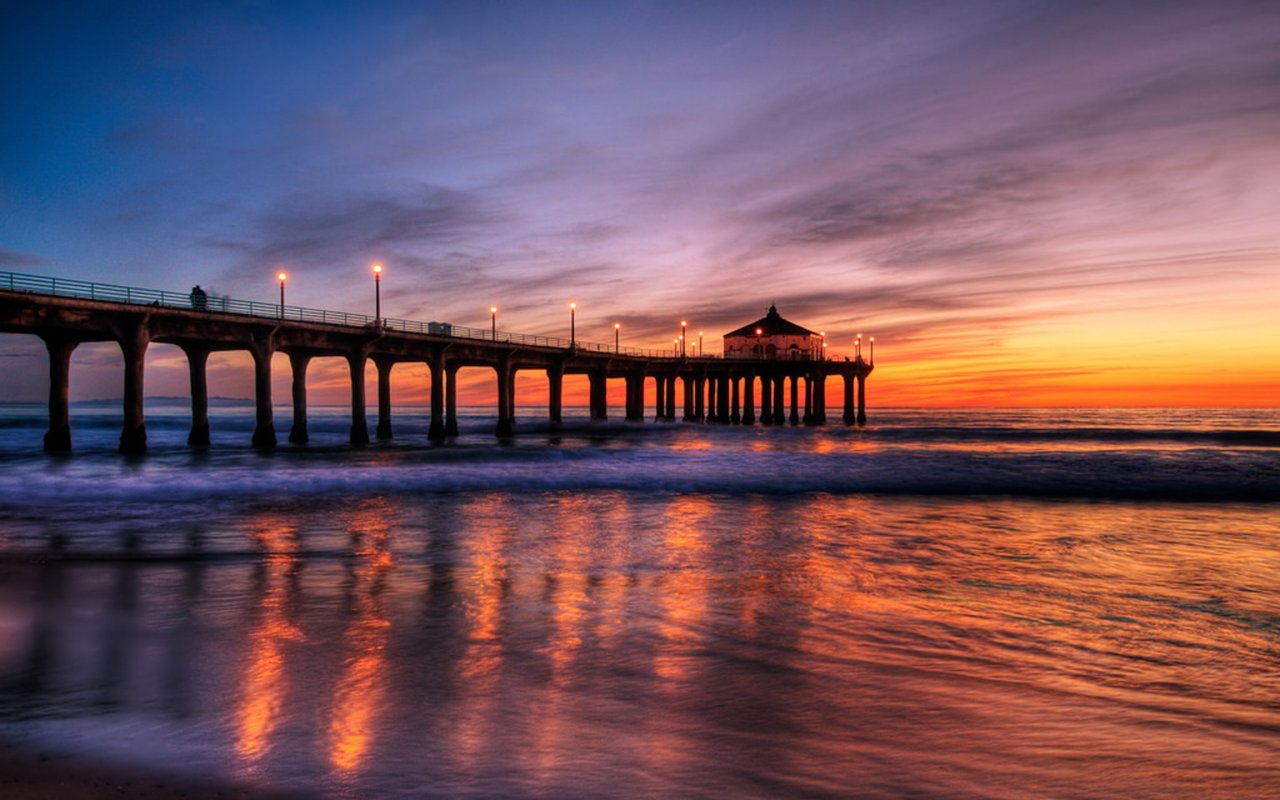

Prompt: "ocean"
[0,403,1278,798]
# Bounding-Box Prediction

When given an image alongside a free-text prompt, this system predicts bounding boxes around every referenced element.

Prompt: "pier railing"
[0,270,692,358]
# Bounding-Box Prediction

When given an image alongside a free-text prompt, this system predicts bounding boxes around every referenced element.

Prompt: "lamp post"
[673,338,679,356]
[856,333,862,359]
[614,322,620,354]
[698,331,704,358]
[277,271,287,319]
[819,331,826,361]
[869,336,875,365]
[372,263,383,323]
[490,306,498,340]
[569,302,576,348]
[680,320,687,357]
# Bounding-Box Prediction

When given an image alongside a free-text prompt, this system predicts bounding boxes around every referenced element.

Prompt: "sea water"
[0,403,1277,798]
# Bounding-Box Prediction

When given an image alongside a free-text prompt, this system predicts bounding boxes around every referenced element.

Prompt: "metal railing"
[0,270,681,358]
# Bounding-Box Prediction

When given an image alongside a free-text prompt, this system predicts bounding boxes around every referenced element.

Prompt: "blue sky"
[2,1,1278,405]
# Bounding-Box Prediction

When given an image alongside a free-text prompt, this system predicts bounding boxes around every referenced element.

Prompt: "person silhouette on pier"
[190,285,207,310]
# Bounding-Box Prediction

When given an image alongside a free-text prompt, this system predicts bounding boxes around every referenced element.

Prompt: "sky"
[2,0,1278,407]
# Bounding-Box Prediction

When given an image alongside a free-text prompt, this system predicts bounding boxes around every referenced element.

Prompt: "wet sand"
[0,739,309,800]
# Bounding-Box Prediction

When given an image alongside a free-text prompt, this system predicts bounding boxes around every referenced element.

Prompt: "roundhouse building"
[724,304,824,360]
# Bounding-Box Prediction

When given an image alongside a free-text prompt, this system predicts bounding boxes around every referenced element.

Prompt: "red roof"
[724,305,817,338]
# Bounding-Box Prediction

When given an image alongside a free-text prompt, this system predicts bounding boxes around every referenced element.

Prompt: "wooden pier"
[0,272,874,453]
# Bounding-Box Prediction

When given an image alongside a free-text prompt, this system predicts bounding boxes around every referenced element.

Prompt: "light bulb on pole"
[869,336,875,364]
[490,306,498,339]
[614,322,620,354]
[680,320,687,357]
[277,271,287,319]
[698,331,703,358]
[569,302,577,348]
[372,263,383,324]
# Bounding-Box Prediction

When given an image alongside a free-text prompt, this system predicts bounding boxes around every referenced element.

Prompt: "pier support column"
[445,363,460,437]
[815,374,827,425]
[496,361,514,438]
[287,352,311,443]
[682,376,695,421]
[250,342,276,449]
[428,358,445,441]
[184,345,211,447]
[348,352,369,445]
[730,375,741,424]
[789,375,800,426]
[857,374,867,426]
[803,375,814,426]
[717,373,730,424]
[772,375,785,426]
[42,336,76,453]
[548,365,564,428]
[694,375,705,422]
[507,367,518,423]
[759,374,772,426]
[589,370,607,422]
[653,376,664,422]
[843,374,855,426]
[118,323,149,453]
[624,373,643,422]
[375,356,393,440]
[704,375,716,422]
[742,373,756,425]
[665,375,677,422]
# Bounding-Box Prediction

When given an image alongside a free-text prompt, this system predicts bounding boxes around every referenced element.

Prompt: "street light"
[856,333,862,359]
[277,271,287,319]
[614,322,621,354]
[673,338,679,356]
[372,263,383,323]
[869,336,875,364]
[490,306,498,340]
[698,331,704,358]
[681,320,687,357]
[569,302,577,347]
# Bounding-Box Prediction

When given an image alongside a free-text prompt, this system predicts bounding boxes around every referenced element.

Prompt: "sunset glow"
[1,3,1277,407]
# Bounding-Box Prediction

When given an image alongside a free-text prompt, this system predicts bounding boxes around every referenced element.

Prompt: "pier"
[0,271,874,453]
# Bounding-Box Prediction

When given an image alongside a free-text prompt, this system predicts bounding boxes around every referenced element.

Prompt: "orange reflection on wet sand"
[450,495,514,773]
[653,494,715,684]
[235,517,303,765]
[328,504,394,775]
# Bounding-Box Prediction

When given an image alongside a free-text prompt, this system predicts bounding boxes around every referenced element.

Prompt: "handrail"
[0,269,851,362]
[0,270,684,358]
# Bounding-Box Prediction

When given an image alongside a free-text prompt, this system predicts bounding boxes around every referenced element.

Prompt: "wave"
[865,426,1280,448]
[0,446,1276,505]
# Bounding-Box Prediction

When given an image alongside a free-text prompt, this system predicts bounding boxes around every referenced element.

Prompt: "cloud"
[203,183,513,280]
[0,247,50,268]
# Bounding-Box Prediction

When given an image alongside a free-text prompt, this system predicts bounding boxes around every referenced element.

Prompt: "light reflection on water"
[2,492,1277,798]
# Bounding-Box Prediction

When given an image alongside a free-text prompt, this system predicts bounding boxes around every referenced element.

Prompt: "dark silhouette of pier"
[0,271,873,453]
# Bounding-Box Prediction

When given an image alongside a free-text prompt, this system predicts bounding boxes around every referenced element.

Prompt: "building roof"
[724,305,817,338]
